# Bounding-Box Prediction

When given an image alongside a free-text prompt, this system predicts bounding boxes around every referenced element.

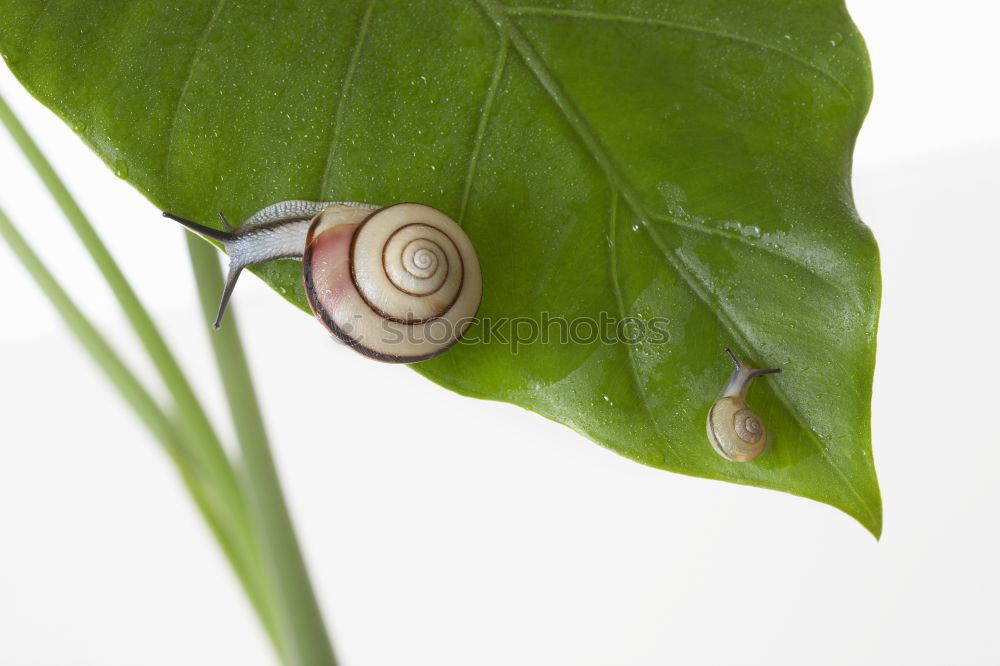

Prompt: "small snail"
[706,348,781,462]
[163,200,482,363]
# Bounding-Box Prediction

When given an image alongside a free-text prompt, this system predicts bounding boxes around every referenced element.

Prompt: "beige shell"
[706,348,780,463]
[303,203,482,362]
[707,396,768,462]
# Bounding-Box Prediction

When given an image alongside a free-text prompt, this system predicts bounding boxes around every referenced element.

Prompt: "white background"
[1,2,998,664]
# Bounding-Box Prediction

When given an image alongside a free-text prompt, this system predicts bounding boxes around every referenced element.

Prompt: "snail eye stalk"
[162,211,234,242]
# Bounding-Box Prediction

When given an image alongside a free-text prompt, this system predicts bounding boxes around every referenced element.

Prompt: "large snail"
[163,200,482,363]
[706,348,781,462]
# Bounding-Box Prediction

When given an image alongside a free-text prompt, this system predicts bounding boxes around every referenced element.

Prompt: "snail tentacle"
[162,211,234,242]
[164,202,378,328]
[215,266,243,329]
[720,346,781,399]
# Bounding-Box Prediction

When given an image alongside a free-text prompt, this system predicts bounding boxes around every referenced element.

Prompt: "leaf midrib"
[473,0,876,525]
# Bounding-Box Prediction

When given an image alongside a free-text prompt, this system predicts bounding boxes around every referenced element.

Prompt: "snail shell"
[303,203,481,362]
[706,348,780,462]
[163,200,481,363]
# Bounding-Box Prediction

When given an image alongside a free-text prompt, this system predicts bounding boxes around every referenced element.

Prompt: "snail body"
[164,199,481,363]
[706,348,780,462]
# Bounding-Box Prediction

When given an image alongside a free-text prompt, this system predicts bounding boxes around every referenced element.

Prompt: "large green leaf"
[0,0,881,534]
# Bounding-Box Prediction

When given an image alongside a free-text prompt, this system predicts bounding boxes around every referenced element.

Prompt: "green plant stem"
[0,92,248,538]
[0,207,178,474]
[0,94,282,651]
[186,236,336,666]
[0,206,273,643]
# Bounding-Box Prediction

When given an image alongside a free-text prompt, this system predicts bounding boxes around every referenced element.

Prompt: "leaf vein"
[320,0,376,197]
[608,193,677,458]
[164,0,230,191]
[647,213,849,296]
[459,37,509,226]
[505,4,855,105]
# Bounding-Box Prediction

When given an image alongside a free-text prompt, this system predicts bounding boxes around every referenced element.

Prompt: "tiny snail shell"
[706,347,781,462]
[163,200,482,363]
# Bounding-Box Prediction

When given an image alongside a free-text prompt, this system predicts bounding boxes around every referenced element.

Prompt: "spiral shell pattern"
[352,208,465,324]
[303,203,481,363]
[733,409,764,444]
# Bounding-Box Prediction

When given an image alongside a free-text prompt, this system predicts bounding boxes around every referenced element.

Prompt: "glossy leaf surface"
[0,0,881,533]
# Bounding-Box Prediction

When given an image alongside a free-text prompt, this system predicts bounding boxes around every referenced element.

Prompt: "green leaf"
[0,0,881,534]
